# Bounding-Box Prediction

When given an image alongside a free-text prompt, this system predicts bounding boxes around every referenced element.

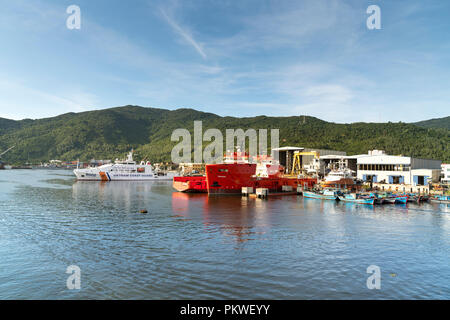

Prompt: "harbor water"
[0,170,449,299]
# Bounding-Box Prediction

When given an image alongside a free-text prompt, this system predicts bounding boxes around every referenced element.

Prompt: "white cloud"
[160,8,207,59]
[0,78,98,119]
[208,0,362,56]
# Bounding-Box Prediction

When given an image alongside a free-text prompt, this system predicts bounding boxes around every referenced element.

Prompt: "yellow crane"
[291,151,320,175]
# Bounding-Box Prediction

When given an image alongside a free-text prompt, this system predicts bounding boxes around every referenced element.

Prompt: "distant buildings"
[179,163,205,175]
[90,159,111,166]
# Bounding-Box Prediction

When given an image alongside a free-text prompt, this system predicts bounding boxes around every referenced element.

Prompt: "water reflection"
[171,193,271,245]
[72,180,169,213]
[1,170,449,299]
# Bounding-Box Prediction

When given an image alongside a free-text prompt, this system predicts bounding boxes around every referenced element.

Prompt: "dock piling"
[255,188,269,199]
[241,187,254,196]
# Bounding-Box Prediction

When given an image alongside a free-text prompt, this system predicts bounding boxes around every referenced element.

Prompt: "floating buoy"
[139,209,148,214]
[389,273,397,277]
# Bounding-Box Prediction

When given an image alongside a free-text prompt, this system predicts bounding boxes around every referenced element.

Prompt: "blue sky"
[0,0,449,122]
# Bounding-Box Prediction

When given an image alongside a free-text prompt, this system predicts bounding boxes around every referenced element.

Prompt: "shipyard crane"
[0,146,15,158]
[291,150,320,176]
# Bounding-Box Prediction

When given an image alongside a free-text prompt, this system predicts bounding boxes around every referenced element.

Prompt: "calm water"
[0,169,449,299]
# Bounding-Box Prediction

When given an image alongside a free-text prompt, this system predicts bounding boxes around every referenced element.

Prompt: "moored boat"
[384,195,408,204]
[303,189,340,201]
[394,195,408,204]
[430,195,450,204]
[370,192,387,204]
[74,150,178,181]
[321,167,356,189]
[383,197,396,204]
[205,152,317,195]
[338,193,375,205]
[405,193,429,203]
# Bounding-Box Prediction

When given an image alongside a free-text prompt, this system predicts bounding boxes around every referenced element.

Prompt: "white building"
[356,150,441,186]
[442,164,450,184]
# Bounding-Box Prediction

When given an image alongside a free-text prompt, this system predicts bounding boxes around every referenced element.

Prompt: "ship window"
[218,169,228,172]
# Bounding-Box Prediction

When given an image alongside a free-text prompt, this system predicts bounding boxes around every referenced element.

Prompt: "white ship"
[73,150,179,181]
[321,159,356,187]
[324,168,355,182]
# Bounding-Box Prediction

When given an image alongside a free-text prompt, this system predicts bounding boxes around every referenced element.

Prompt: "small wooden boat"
[395,196,408,204]
[407,194,429,203]
[384,197,396,204]
[303,189,340,201]
[370,192,387,204]
[384,195,408,204]
[338,193,375,205]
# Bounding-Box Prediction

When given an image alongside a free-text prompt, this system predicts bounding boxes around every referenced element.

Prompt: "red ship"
[206,164,316,194]
[172,152,317,194]
[206,152,316,195]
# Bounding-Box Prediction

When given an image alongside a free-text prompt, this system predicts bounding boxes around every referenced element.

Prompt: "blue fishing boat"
[338,193,375,205]
[303,189,340,201]
[383,195,408,204]
[395,195,408,204]
[369,192,387,204]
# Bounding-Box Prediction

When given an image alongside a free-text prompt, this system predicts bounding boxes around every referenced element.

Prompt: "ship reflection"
[72,180,169,213]
[171,192,270,246]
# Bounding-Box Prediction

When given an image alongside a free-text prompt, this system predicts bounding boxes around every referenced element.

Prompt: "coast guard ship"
[73,150,178,181]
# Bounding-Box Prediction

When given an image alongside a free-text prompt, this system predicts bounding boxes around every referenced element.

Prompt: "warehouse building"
[356,150,441,186]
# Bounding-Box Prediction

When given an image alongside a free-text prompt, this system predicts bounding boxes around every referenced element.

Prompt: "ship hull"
[74,169,177,181]
[303,191,338,200]
[338,196,375,205]
[394,196,408,204]
[173,176,207,193]
[206,163,257,194]
[205,163,317,195]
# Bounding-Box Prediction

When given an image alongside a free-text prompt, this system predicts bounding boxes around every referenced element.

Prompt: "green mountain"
[0,106,449,164]
[413,116,450,130]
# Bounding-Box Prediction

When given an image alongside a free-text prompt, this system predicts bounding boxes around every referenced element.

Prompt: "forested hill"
[0,105,449,164]
[413,116,450,130]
